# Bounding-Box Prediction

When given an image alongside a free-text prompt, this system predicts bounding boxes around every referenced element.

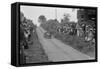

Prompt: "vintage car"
[44,32,52,39]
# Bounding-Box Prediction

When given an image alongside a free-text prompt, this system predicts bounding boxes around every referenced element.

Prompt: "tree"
[38,15,46,24]
[61,13,70,23]
[44,19,59,35]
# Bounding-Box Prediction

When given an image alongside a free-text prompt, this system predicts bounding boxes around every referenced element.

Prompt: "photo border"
[17,2,97,66]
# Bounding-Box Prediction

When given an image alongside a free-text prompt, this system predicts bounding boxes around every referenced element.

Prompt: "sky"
[21,6,78,26]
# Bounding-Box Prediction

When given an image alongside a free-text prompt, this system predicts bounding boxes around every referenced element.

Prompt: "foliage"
[38,15,46,23]
[41,19,60,35]
[61,13,70,23]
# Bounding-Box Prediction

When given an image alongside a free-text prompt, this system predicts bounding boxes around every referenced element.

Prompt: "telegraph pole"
[55,9,57,20]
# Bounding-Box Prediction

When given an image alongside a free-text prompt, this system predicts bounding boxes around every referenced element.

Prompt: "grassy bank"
[23,31,49,63]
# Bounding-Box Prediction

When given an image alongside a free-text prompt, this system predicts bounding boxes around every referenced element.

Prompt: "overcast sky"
[21,6,78,26]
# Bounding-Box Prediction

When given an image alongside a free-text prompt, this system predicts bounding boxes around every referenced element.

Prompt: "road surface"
[36,27,94,62]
